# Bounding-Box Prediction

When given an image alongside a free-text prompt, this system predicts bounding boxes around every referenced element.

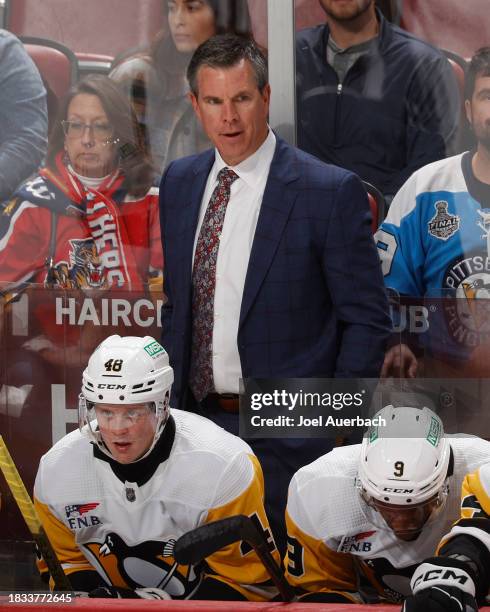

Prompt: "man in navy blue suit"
[159,34,391,552]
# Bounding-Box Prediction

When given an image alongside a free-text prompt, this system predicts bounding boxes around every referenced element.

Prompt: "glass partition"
[1,0,490,593]
[0,285,164,588]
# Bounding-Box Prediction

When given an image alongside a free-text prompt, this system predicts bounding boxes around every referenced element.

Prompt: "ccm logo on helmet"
[383,487,414,493]
[413,569,469,589]
[97,384,127,390]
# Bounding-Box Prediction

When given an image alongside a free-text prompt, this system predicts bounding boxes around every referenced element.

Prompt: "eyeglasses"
[61,120,114,141]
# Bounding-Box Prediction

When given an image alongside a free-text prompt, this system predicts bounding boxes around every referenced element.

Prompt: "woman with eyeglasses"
[0,74,162,295]
[110,0,253,176]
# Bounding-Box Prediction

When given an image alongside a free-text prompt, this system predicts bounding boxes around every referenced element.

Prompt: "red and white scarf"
[40,153,144,291]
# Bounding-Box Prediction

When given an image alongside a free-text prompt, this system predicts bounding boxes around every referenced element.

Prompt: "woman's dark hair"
[47,75,153,197]
[151,0,253,75]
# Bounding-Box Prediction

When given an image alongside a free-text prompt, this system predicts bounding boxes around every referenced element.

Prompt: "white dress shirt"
[193,129,276,394]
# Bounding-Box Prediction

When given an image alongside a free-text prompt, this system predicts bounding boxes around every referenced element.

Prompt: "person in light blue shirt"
[0,30,47,205]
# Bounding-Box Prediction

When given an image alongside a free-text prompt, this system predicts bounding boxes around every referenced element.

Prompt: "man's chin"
[323,1,372,22]
[478,136,490,153]
[394,529,422,542]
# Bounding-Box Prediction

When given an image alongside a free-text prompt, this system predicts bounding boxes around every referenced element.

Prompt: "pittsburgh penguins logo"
[81,532,200,598]
[361,557,417,602]
[443,254,490,347]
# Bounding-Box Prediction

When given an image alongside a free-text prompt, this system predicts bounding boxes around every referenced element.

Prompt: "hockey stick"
[0,435,72,591]
[173,515,296,602]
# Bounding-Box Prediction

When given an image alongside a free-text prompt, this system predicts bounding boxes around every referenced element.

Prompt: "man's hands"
[381,343,418,378]
[402,585,478,612]
[89,586,171,600]
[402,558,478,612]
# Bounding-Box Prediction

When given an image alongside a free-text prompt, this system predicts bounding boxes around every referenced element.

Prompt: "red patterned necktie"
[189,167,239,402]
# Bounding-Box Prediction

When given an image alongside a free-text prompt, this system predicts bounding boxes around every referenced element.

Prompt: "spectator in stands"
[285,405,490,607]
[296,0,460,199]
[0,30,47,208]
[110,0,252,177]
[376,48,490,377]
[0,74,161,292]
[0,75,163,365]
[34,334,279,600]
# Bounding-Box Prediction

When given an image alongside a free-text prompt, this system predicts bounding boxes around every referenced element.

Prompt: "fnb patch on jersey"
[144,340,165,358]
[65,503,102,530]
[428,201,460,240]
[338,531,376,553]
[65,503,100,517]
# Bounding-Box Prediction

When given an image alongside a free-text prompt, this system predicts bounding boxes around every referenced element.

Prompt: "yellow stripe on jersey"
[203,454,279,601]
[284,509,359,599]
[34,497,94,586]
[461,466,490,519]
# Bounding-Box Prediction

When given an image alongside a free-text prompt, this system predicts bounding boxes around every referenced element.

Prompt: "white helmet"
[358,405,451,506]
[79,335,174,461]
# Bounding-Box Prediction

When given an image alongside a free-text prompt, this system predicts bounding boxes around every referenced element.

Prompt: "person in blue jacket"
[296,0,460,199]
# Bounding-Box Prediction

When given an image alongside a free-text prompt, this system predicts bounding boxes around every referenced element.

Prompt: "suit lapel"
[180,151,215,286]
[239,139,300,328]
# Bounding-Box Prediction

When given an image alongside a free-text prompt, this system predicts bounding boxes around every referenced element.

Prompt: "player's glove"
[402,557,478,612]
[89,586,171,600]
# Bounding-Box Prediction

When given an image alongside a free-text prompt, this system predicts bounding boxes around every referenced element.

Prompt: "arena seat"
[442,49,474,153]
[363,181,387,234]
[20,36,78,101]
[443,49,467,92]
[399,0,489,58]
[76,52,114,76]
[20,36,78,130]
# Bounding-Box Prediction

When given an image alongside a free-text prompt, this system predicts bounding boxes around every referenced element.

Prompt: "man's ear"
[262,83,271,106]
[188,92,201,120]
[465,98,473,127]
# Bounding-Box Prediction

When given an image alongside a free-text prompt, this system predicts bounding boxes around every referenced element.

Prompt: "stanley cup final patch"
[428,201,460,240]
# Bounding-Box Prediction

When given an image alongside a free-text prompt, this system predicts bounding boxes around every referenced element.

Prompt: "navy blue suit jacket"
[159,137,391,409]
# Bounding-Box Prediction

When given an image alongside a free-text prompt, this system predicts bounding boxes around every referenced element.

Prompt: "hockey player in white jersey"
[402,463,490,611]
[284,405,490,608]
[34,335,279,600]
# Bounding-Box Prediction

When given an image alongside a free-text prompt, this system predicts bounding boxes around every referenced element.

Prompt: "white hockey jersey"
[34,409,278,600]
[284,437,490,603]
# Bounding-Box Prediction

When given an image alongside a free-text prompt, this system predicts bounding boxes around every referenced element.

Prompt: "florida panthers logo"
[46,238,106,289]
[81,533,201,599]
